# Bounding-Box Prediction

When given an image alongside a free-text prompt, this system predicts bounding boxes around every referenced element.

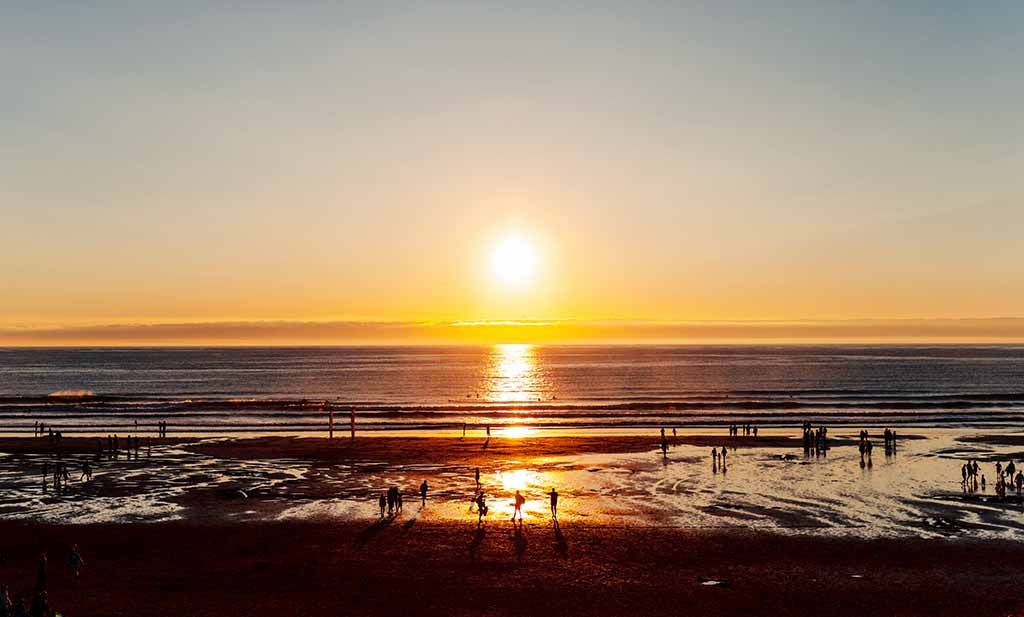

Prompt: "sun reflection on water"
[485,344,544,403]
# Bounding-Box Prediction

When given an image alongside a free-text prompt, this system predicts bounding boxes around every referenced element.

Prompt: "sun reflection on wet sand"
[485,344,544,403]
[502,426,534,439]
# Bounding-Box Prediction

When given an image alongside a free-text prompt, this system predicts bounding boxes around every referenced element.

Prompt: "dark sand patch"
[1,521,1023,617]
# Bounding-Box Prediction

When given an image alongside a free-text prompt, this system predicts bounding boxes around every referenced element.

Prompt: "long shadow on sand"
[513,521,527,561]
[356,516,394,549]
[553,518,568,558]
[469,525,486,560]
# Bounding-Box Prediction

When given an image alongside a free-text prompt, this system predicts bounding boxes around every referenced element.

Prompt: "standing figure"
[547,488,559,518]
[420,480,428,506]
[511,490,525,522]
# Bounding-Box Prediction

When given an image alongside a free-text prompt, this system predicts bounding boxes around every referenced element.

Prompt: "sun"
[492,235,538,288]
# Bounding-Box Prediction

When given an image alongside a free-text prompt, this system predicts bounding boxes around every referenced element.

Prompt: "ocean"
[1,345,1023,434]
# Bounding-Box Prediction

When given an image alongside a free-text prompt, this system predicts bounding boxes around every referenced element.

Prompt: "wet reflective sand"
[2,429,1023,539]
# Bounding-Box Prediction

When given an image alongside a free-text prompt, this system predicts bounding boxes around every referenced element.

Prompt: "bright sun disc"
[492,235,538,287]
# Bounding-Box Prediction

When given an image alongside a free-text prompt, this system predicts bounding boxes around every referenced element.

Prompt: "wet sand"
[3,432,1024,615]
[186,434,810,465]
[2,520,1023,617]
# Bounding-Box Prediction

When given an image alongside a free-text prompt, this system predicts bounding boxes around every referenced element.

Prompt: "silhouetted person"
[378,492,386,518]
[475,492,488,524]
[80,461,92,482]
[548,488,559,518]
[420,480,428,506]
[475,467,480,487]
[512,490,525,522]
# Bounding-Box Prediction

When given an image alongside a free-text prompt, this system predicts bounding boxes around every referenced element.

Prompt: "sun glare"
[492,235,538,288]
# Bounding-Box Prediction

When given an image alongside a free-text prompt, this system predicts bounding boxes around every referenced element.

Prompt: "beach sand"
[2,433,1023,616]
[2,520,1023,617]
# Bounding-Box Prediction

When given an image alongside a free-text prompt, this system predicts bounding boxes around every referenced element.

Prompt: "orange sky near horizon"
[2,5,1023,344]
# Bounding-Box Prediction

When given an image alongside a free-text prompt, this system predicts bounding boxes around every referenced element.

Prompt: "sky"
[2,2,1023,344]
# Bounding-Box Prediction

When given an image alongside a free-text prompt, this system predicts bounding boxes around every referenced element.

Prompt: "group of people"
[857,430,874,467]
[882,428,898,452]
[710,446,728,473]
[466,468,563,526]
[98,434,149,461]
[40,459,82,495]
[802,422,829,454]
[990,460,1024,499]
[728,423,757,437]
[37,431,162,497]
[31,423,62,442]
[375,481,429,519]
[0,547,81,617]
[377,486,404,517]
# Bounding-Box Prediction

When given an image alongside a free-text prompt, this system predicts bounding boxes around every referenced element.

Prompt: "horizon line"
[4,317,1024,346]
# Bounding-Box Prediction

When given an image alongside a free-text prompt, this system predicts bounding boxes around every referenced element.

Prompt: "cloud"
[2,318,1024,345]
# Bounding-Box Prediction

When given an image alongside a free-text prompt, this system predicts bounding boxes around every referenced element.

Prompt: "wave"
[46,390,97,398]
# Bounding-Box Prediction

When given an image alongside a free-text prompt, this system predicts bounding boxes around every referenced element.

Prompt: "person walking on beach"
[386,487,396,516]
[1015,470,1023,495]
[462,423,467,439]
[420,480,428,506]
[378,492,386,518]
[474,491,488,524]
[511,490,525,523]
[397,491,403,513]
[475,467,480,487]
[80,461,92,482]
[547,488,559,518]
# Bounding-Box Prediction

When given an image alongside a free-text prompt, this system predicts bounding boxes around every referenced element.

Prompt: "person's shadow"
[513,520,527,562]
[553,518,568,559]
[356,516,393,549]
[469,525,486,561]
